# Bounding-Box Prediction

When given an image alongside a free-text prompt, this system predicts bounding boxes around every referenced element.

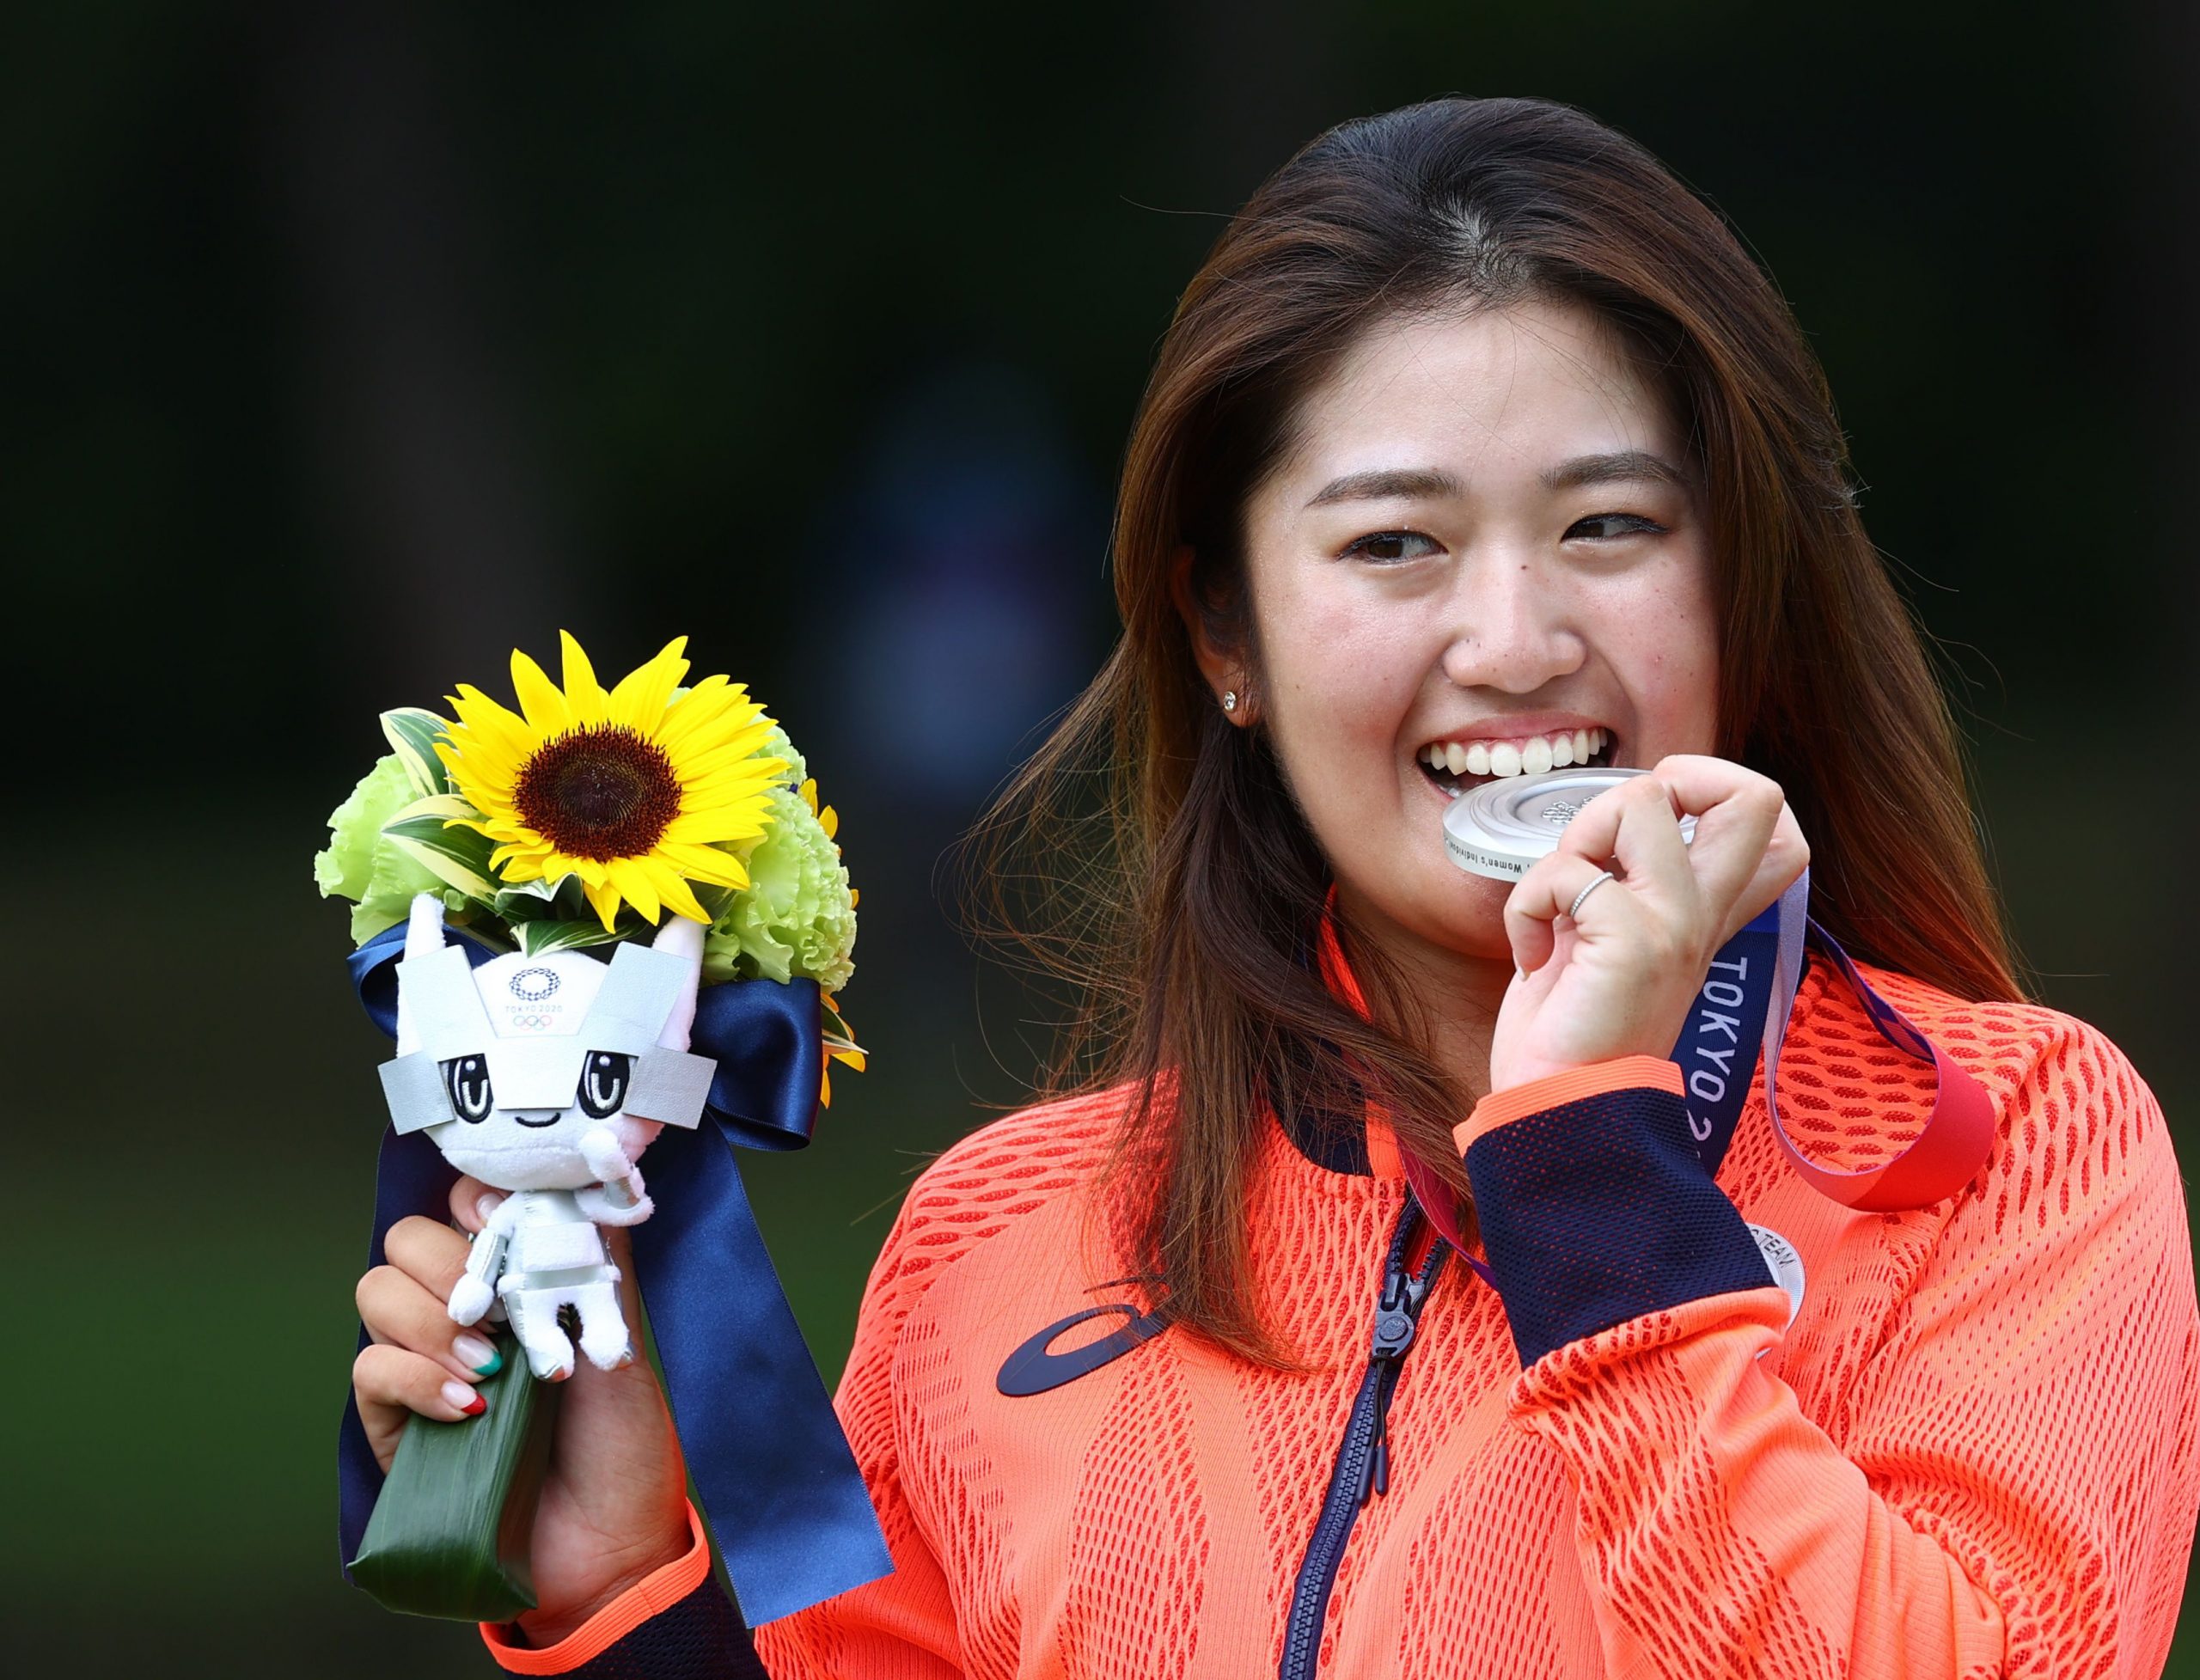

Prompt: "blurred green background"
[9,0,2197,1672]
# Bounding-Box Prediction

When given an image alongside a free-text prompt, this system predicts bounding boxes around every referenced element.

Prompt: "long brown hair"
[967,96,2023,1365]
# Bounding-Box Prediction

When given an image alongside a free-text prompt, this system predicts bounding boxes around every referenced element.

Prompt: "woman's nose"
[1437,558,1586,694]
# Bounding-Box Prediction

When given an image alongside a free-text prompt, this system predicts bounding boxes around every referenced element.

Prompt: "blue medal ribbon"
[338,922,893,1627]
[1668,871,1806,1177]
[1407,866,1989,1255]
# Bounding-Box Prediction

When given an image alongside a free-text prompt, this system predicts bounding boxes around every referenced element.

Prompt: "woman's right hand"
[351,1175,693,1645]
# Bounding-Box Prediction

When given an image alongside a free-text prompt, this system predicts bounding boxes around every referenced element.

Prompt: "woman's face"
[1232,297,1720,970]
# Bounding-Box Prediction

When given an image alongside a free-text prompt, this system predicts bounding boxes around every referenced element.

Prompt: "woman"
[351,96,2200,1676]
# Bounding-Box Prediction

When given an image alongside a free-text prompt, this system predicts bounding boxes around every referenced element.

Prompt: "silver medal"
[1441,767,1697,880]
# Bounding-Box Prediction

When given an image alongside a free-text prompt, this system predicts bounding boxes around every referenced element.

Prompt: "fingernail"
[453,1335,501,1376]
[476,1193,505,1224]
[442,1379,486,1417]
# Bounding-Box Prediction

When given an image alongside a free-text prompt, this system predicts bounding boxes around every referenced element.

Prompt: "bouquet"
[316,631,865,1093]
[318,632,889,1625]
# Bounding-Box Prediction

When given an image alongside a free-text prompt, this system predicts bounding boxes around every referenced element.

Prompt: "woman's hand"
[351,1176,692,1645]
[1487,755,1807,1093]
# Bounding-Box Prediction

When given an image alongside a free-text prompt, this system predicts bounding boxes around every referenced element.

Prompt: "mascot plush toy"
[382,895,715,1378]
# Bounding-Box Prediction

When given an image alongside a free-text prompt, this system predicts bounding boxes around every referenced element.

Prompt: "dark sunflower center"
[511,724,682,861]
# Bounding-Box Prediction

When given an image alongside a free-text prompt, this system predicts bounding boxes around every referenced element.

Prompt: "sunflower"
[435,632,784,931]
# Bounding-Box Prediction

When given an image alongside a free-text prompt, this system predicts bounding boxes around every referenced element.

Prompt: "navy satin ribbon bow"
[338,921,893,1627]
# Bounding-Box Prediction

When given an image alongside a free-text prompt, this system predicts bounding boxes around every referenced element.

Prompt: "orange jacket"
[485,954,2200,1677]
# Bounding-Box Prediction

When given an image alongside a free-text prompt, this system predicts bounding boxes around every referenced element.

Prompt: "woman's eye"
[1566,512,1666,541]
[579,1051,632,1119]
[1343,529,1440,564]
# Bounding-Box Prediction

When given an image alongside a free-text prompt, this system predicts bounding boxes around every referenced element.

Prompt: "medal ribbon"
[338,921,893,1628]
[1318,867,1997,1259]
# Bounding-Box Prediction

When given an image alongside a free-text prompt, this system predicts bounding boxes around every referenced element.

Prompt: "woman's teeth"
[1421,727,1606,781]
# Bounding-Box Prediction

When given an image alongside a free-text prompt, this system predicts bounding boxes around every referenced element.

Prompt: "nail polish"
[453,1335,501,1376]
[440,1379,486,1416]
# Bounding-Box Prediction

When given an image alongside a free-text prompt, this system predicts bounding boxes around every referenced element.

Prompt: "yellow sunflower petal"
[559,631,610,727]
[581,877,625,932]
[509,648,573,735]
[661,841,749,889]
[609,638,690,732]
[652,669,724,717]
[662,802,771,840]
[446,685,535,754]
[680,782,779,822]
[678,785,777,825]
[559,855,609,888]
[675,731,779,783]
[441,696,534,785]
[644,859,710,924]
[604,858,661,924]
[656,680,760,752]
[433,742,495,796]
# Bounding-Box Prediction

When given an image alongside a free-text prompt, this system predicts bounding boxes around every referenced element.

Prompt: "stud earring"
[1221,690,1238,713]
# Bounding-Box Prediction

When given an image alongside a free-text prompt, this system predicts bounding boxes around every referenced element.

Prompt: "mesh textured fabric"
[544,955,2197,1678]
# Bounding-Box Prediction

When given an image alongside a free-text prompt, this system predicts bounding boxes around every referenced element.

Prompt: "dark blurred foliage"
[6,1,2197,1673]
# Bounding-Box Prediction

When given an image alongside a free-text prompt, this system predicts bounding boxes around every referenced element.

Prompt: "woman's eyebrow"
[1303,466,1464,509]
[1538,449,1690,492]
[1304,450,1689,510]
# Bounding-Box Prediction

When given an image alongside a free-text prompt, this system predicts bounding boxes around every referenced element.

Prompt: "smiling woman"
[1221,301,1724,1072]
[422,96,2199,1679]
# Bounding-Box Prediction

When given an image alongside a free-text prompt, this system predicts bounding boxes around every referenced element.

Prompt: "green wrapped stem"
[348,1332,560,1622]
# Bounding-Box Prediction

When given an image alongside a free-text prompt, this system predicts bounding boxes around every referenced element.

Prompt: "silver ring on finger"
[1567,868,1616,921]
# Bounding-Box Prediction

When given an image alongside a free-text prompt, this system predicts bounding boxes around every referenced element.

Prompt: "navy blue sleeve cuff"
[1464,1082,1775,1368]
[535,1570,764,1679]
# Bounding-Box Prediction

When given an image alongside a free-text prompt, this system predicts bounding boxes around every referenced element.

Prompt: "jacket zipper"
[1276,1201,1451,1679]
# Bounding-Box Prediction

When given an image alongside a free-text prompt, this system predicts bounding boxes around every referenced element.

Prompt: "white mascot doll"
[379,891,716,1380]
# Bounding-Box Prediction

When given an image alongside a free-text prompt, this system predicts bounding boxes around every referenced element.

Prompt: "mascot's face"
[423,950,659,1190]
[380,897,712,1192]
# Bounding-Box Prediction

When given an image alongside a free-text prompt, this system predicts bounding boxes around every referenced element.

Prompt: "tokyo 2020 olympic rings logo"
[510,967,560,1001]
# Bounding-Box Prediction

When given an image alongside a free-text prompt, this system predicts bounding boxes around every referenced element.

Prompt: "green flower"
[756,721,806,790]
[702,780,855,992]
[314,754,452,944]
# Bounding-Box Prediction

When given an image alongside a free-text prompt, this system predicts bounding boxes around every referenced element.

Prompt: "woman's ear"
[1169,544,1254,724]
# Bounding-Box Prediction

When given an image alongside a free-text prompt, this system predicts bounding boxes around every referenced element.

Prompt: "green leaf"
[492,877,566,922]
[517,918,623,956]
[347,1330,558,1622]
[388,791,476,822]
[384,812,499,900]
[381,707,455,799]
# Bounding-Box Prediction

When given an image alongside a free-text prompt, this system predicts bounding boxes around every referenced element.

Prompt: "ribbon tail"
[633,1120,893,1627]
[1794,909,1999,1210]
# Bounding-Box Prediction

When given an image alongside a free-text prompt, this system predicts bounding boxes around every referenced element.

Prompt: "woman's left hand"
[1487,755,1808,1093]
